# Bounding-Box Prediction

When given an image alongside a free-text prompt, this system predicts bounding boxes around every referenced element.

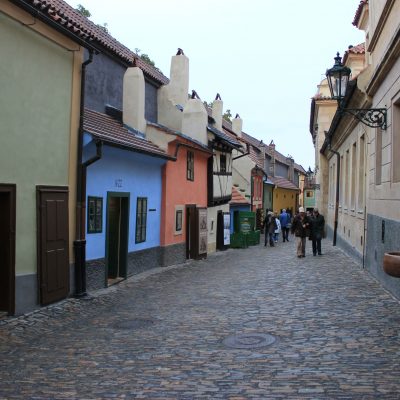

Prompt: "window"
[176,210,182,232]
[351,142,357,210]
[187,151,194,181]
[376,128,382,185]
[220,154,226,173]
[393,101,400,182]
[345,149,350,209]
[87,196,102,233]
[358,135,365,211]
[306,191,313,198]
[135,197,147,243]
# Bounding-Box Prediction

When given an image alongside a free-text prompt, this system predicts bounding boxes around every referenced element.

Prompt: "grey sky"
[66,0,365,170]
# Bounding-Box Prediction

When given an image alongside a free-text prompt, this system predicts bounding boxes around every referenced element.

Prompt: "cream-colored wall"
[313,97,337,217]
[232,150,254,199]
[326,123,368,255]
[366,0,400,221]
[207,204,229,253]
[181,99,208,145]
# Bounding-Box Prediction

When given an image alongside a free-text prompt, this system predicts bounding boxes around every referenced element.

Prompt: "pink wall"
[160,141,209,246]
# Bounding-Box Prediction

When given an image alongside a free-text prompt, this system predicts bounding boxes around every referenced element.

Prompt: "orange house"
[147,122,211,266]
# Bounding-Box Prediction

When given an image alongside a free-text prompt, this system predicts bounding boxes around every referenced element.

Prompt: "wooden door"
[186,205,197,259]
[0,184,16,315]
[106,193,129,283]
[37,187,69,305]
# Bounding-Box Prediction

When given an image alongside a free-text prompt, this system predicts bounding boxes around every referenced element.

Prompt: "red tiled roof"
[269,176,299,191]
[18,0,169,85]
[230,186,250,205]
[343,43,365,64]
[83,108,172,159]
[353,0,368,26]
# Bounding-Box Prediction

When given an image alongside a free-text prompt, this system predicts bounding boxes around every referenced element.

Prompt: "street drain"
[114,319,154,330]
[222,333,276,349]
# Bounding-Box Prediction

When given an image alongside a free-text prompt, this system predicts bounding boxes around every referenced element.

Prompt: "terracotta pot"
[383,252,400,278]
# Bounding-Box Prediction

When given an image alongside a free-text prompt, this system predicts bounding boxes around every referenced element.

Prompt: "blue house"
[83,108,172,289]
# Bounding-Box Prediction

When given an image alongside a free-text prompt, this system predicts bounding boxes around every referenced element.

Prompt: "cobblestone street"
[1,238,400,399]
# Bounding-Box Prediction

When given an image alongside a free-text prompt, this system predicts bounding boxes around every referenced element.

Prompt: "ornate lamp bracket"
[340,107,387,130]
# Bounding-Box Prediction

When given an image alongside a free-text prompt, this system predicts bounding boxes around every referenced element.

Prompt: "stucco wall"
[0,11,75,276]
[84,143,166,260]
[84,50,158,123]
[161,145,208,246]
[273,188,297,214]
[365,213,400,299]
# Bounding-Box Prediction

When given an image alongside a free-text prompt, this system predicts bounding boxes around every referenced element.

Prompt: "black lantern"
[326,52,387,130]
[326,53,351,103]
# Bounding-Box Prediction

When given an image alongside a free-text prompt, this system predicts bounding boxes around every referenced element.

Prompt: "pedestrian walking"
[310,207,325,256]
[263,211,277,247]
[274,212,281,243]
[279,208,291,242]
[291,207,311,258]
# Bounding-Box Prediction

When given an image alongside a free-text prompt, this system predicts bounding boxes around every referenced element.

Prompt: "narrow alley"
[1,239,400,399]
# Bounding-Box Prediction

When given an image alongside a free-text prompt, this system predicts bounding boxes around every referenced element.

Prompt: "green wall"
[0,12,74,274]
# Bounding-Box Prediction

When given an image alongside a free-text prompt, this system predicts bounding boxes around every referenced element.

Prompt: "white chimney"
[212,93,223,131]
[232,114,243,137]
[168,49,189,107]
[181,91,208,145]
[123,66,146,133]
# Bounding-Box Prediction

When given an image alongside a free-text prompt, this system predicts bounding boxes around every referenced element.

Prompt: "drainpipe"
[74,50,94,298]
[328,147,340,247]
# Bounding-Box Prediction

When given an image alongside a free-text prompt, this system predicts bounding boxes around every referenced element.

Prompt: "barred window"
[87,196,103,233]
[187,151,194,181]
[135,197,147,243]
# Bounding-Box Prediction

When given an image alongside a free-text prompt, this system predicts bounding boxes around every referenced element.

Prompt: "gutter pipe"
[74,50,97,298]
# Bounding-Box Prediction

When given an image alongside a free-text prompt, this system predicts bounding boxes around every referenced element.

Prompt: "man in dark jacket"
[310,207,325,256]
[264,211,277,247]
[291,207,311,257]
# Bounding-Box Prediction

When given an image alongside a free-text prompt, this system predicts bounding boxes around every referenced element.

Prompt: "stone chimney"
[232,114,243,137]
[123,64,146,133]
[158,49,190,131]
[269,140,276,177]
[168,48,190,107]
[181,90,208,145]
[212,93,223,131]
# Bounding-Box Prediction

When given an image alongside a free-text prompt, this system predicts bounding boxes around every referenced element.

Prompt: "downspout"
[329,148,340,247]
[74,50,94,298]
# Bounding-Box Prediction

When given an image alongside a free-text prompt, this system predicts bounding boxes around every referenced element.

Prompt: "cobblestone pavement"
[2,238,400,399]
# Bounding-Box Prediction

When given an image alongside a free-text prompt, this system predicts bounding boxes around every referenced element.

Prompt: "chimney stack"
[232,113,243,137]
[168,49,189,107]
[181,90,208,145]
[123,65,146,133]
[212,93,223,131]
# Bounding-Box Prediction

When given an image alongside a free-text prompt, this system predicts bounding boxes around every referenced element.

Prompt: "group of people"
[263,207,325,258]
[263,208,292,247]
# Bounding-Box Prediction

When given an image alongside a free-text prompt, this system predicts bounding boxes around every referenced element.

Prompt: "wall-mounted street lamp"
[326,53,387,130]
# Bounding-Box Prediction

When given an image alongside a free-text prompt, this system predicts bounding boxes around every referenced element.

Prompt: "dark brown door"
[106,193,129,284]
[37,187,69,305]
[0,184,16,315]
[186,205,197,259]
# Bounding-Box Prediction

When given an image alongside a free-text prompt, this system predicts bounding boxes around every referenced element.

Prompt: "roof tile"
[83,108,172,159]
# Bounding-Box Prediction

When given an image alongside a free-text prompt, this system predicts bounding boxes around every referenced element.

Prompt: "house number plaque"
[115,179,123,188]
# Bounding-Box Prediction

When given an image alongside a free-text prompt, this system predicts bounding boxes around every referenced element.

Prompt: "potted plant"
[383,252,400,278]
